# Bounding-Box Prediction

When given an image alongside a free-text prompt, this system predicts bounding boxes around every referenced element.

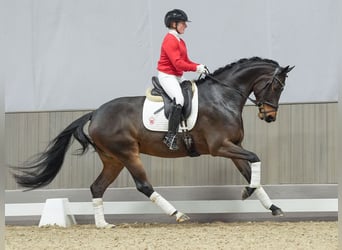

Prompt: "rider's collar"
[168,29,181,41]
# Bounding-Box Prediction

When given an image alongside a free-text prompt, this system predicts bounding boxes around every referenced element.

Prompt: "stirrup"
[163,134,179,150]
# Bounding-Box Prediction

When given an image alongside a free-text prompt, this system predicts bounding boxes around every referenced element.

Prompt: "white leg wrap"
[92,198,115,228]
[150,191,177,216]
[250,162,261,188]
[254,187,273,209]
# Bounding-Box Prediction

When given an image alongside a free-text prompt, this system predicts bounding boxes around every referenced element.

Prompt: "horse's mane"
[196,57,279,85]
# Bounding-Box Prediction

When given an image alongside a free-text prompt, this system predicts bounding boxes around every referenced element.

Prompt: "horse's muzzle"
[258,104,277,123]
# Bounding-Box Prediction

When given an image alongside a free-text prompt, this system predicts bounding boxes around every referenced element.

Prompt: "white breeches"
[158,71,184,106]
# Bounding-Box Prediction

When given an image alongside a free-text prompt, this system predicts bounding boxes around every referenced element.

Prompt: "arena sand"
[5,221,338,250]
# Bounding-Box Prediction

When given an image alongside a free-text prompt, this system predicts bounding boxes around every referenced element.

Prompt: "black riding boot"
[163,104,182,150]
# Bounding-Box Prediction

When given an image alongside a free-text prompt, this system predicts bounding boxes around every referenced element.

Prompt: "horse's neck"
[198,63,276,106]
[201,67,269,110]
[198,77,247,112]
[221,65,275,97]
[215,70,256,100]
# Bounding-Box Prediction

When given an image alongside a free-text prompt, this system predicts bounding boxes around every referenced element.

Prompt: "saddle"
[144,77,200,157]
[149,76,194,120]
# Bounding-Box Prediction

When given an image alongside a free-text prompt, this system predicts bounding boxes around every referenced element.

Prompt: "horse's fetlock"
[242,186,256,200]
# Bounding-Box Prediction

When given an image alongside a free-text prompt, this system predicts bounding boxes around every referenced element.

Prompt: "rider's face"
[172,21,187,34]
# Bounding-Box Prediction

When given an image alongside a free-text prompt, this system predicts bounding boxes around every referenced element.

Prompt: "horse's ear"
[283,65,295,73]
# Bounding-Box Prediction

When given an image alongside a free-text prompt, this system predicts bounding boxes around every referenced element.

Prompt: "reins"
[202,73,259,106]
[199,66,283,110]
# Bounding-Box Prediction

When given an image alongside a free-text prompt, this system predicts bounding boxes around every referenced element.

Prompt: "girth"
[149,76,194,120]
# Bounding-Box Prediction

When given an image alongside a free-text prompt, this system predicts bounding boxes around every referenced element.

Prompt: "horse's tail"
[13,111,94,190]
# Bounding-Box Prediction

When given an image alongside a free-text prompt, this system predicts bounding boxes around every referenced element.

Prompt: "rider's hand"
[196,64,208,74]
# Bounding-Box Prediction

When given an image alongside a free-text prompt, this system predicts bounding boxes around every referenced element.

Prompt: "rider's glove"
[196,64,208,74]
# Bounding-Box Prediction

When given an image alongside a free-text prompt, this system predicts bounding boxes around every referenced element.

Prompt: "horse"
[13,57,294,228]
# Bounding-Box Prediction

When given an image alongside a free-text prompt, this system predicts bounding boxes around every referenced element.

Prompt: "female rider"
[157,9,207,150]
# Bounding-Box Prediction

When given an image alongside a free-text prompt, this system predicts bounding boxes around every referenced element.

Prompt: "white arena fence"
[5,185,337,225]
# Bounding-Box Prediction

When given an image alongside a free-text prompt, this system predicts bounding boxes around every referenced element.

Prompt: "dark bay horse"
[14,57,294,228]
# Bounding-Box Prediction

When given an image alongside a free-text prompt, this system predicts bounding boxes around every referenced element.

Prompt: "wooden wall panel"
[5,103,337,190]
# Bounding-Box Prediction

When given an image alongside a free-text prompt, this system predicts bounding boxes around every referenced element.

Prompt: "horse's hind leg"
[125,156,190,222]
[90,155,124,228]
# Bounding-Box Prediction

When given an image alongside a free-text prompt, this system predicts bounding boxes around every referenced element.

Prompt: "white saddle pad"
[142,84,199,132]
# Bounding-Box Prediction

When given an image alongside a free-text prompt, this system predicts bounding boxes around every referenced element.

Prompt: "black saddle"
[151,76,193,120]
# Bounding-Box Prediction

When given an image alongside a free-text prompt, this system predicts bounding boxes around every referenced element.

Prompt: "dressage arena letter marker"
[39,198,76,227]
[250,162,261,188]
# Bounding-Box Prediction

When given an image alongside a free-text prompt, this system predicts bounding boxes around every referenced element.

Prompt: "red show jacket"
[157,33,198,76]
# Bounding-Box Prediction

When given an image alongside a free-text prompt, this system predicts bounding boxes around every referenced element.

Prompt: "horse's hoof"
[241,187,256,200]
[272,208,284,216]
[270,205,284,216]
[97,223,116,229]
[176,212,190,222]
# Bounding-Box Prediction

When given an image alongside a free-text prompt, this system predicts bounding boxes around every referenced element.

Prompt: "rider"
[157,9,208,150]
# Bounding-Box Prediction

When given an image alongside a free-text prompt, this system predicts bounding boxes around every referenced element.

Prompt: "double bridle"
[202,67,285,115]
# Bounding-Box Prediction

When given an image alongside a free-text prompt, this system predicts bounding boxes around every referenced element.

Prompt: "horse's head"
[254,65,294,123]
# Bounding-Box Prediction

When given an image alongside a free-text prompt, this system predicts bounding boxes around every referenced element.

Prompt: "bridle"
[254,67,285,116]
[201,66,285,116]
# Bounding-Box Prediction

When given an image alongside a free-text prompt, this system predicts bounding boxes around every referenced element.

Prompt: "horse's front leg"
[232,159,283,216]
[213,140,283,216]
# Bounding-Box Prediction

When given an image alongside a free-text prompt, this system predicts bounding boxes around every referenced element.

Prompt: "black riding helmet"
[164,9,191,28]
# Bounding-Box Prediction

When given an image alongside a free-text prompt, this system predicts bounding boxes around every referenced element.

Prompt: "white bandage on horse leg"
[92,198,114,228]
[254,187,273,209]
[250,161,261,188]
[150,191,177,216]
